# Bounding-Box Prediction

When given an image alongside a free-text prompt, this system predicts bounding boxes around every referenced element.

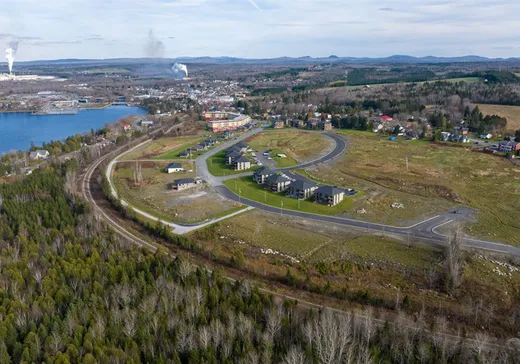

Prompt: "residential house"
[226,150,242,165]
[123,124,131,132]
[265,174,291,193]
[286,180,318,200]
[233,156,251,171]
[498,141,520,153]
[253,167,274,184]
[290,119,304,128]
[273,120,284,129]
[234,142,251,153]
[192,145,205,152]
[205,138,217,145]
[171,178,202,190]
[179,149,192,158]
[165,162,184,174]
[29,150,50,160]
[480,133,492,140]
[380,115,393,122]
[307,119,319,130]
[318,120,332,131]
[440,132,451,142]
[372,122,384,133]
[314,186,345,206]
[140,120,154,127]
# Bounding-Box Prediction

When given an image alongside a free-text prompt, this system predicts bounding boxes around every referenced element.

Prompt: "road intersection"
[104,127,520,257]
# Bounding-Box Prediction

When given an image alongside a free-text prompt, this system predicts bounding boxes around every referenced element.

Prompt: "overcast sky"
[1,0,520,61]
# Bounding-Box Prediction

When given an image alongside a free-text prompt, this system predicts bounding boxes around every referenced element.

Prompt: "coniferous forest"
[0,165,517,363]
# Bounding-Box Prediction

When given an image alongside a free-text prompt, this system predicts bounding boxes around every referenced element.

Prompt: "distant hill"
[12,54,520,66]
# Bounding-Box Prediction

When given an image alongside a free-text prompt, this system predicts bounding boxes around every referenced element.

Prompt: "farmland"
[245,130,334,166]
[310,131,520,245]
[477,104,520,131]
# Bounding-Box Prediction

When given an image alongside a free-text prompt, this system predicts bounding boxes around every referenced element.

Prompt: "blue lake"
[0,106,148,153]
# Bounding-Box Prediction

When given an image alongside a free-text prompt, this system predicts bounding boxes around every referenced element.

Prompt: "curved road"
[195,128,520,257]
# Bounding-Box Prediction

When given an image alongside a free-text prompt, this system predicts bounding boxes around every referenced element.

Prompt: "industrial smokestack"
[5,41,18,74]
[172,63,188,79]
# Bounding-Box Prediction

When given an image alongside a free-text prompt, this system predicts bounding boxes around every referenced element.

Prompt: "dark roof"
[235,142,249,148]
[179,150,191,155]
[267,174,291,184]
[254,167,274,176]
[166,162,182,169]
[226,150,242,158]
[315,185,344,196]
[192,145,204,150]
[173,178,196,185]
[234,156,250,163]
[290,179,316,191]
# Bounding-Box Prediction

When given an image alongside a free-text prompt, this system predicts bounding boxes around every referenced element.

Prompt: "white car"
[267,157,273,160]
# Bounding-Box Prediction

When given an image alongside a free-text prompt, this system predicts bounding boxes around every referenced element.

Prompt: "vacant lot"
[311,131,520,245]
[112,161,241,223]
[245,130,334,166]
[477,104,520,131]
[120,134,206,160]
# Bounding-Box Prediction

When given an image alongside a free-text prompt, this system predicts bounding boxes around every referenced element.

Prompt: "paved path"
[105,140,254,234]
[195,130,520,257]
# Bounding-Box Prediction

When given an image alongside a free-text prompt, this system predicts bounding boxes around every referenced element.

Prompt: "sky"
[1,0,520,61]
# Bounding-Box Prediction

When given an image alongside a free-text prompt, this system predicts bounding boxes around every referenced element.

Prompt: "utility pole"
[238,188,242,204]
[298,198,301,210]
[405,156,409,172]
[264,190,267,203]
[280,201,284,216]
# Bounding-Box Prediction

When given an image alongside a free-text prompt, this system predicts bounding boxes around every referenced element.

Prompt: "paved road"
[196,129,520,257]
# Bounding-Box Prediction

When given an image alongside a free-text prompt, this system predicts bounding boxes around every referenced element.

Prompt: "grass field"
[443,77,483,83]
[152,137,207,160]
[477,104,520,131]
[312,132,520,245]
[224,177,355,216]
[206,151,260,177]
[120,135,206,160]
[245,130,334,166]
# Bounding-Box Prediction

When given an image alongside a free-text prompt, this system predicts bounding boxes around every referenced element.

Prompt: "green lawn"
[224,177,354,216]
[207,151,260,177]
[268,148,298,168]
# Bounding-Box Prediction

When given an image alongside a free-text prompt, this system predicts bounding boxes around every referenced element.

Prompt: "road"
[79,140,509,350]
[195,129,520,257]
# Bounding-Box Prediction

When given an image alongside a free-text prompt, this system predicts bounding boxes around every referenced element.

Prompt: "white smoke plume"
[172,63,188,79]
[5,41,18,74]
[145,30,165,58]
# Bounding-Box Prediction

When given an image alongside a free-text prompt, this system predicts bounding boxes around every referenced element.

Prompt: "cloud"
[2,0,520,60]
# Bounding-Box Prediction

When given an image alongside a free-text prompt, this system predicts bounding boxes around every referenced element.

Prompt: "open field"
[207,151,260,176]
[310,131,520,245]
[224,176,355,216]
[245,130,334,167]
[112,161,242,223]
[198,209,520,338]
[120,134,206,160]
[477,104,520,131]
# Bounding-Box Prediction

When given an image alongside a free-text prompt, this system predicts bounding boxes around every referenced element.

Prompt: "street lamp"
[238,188,242,203]
[280,201,284,216]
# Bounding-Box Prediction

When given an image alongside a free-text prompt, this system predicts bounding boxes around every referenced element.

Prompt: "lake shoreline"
[0,105,148,153]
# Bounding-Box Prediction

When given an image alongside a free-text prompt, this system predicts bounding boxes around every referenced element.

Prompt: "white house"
[29,150,50,160]
[165,162,184,174]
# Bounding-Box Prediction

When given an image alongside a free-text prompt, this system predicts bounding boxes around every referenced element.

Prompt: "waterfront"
[0,106,147,153]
